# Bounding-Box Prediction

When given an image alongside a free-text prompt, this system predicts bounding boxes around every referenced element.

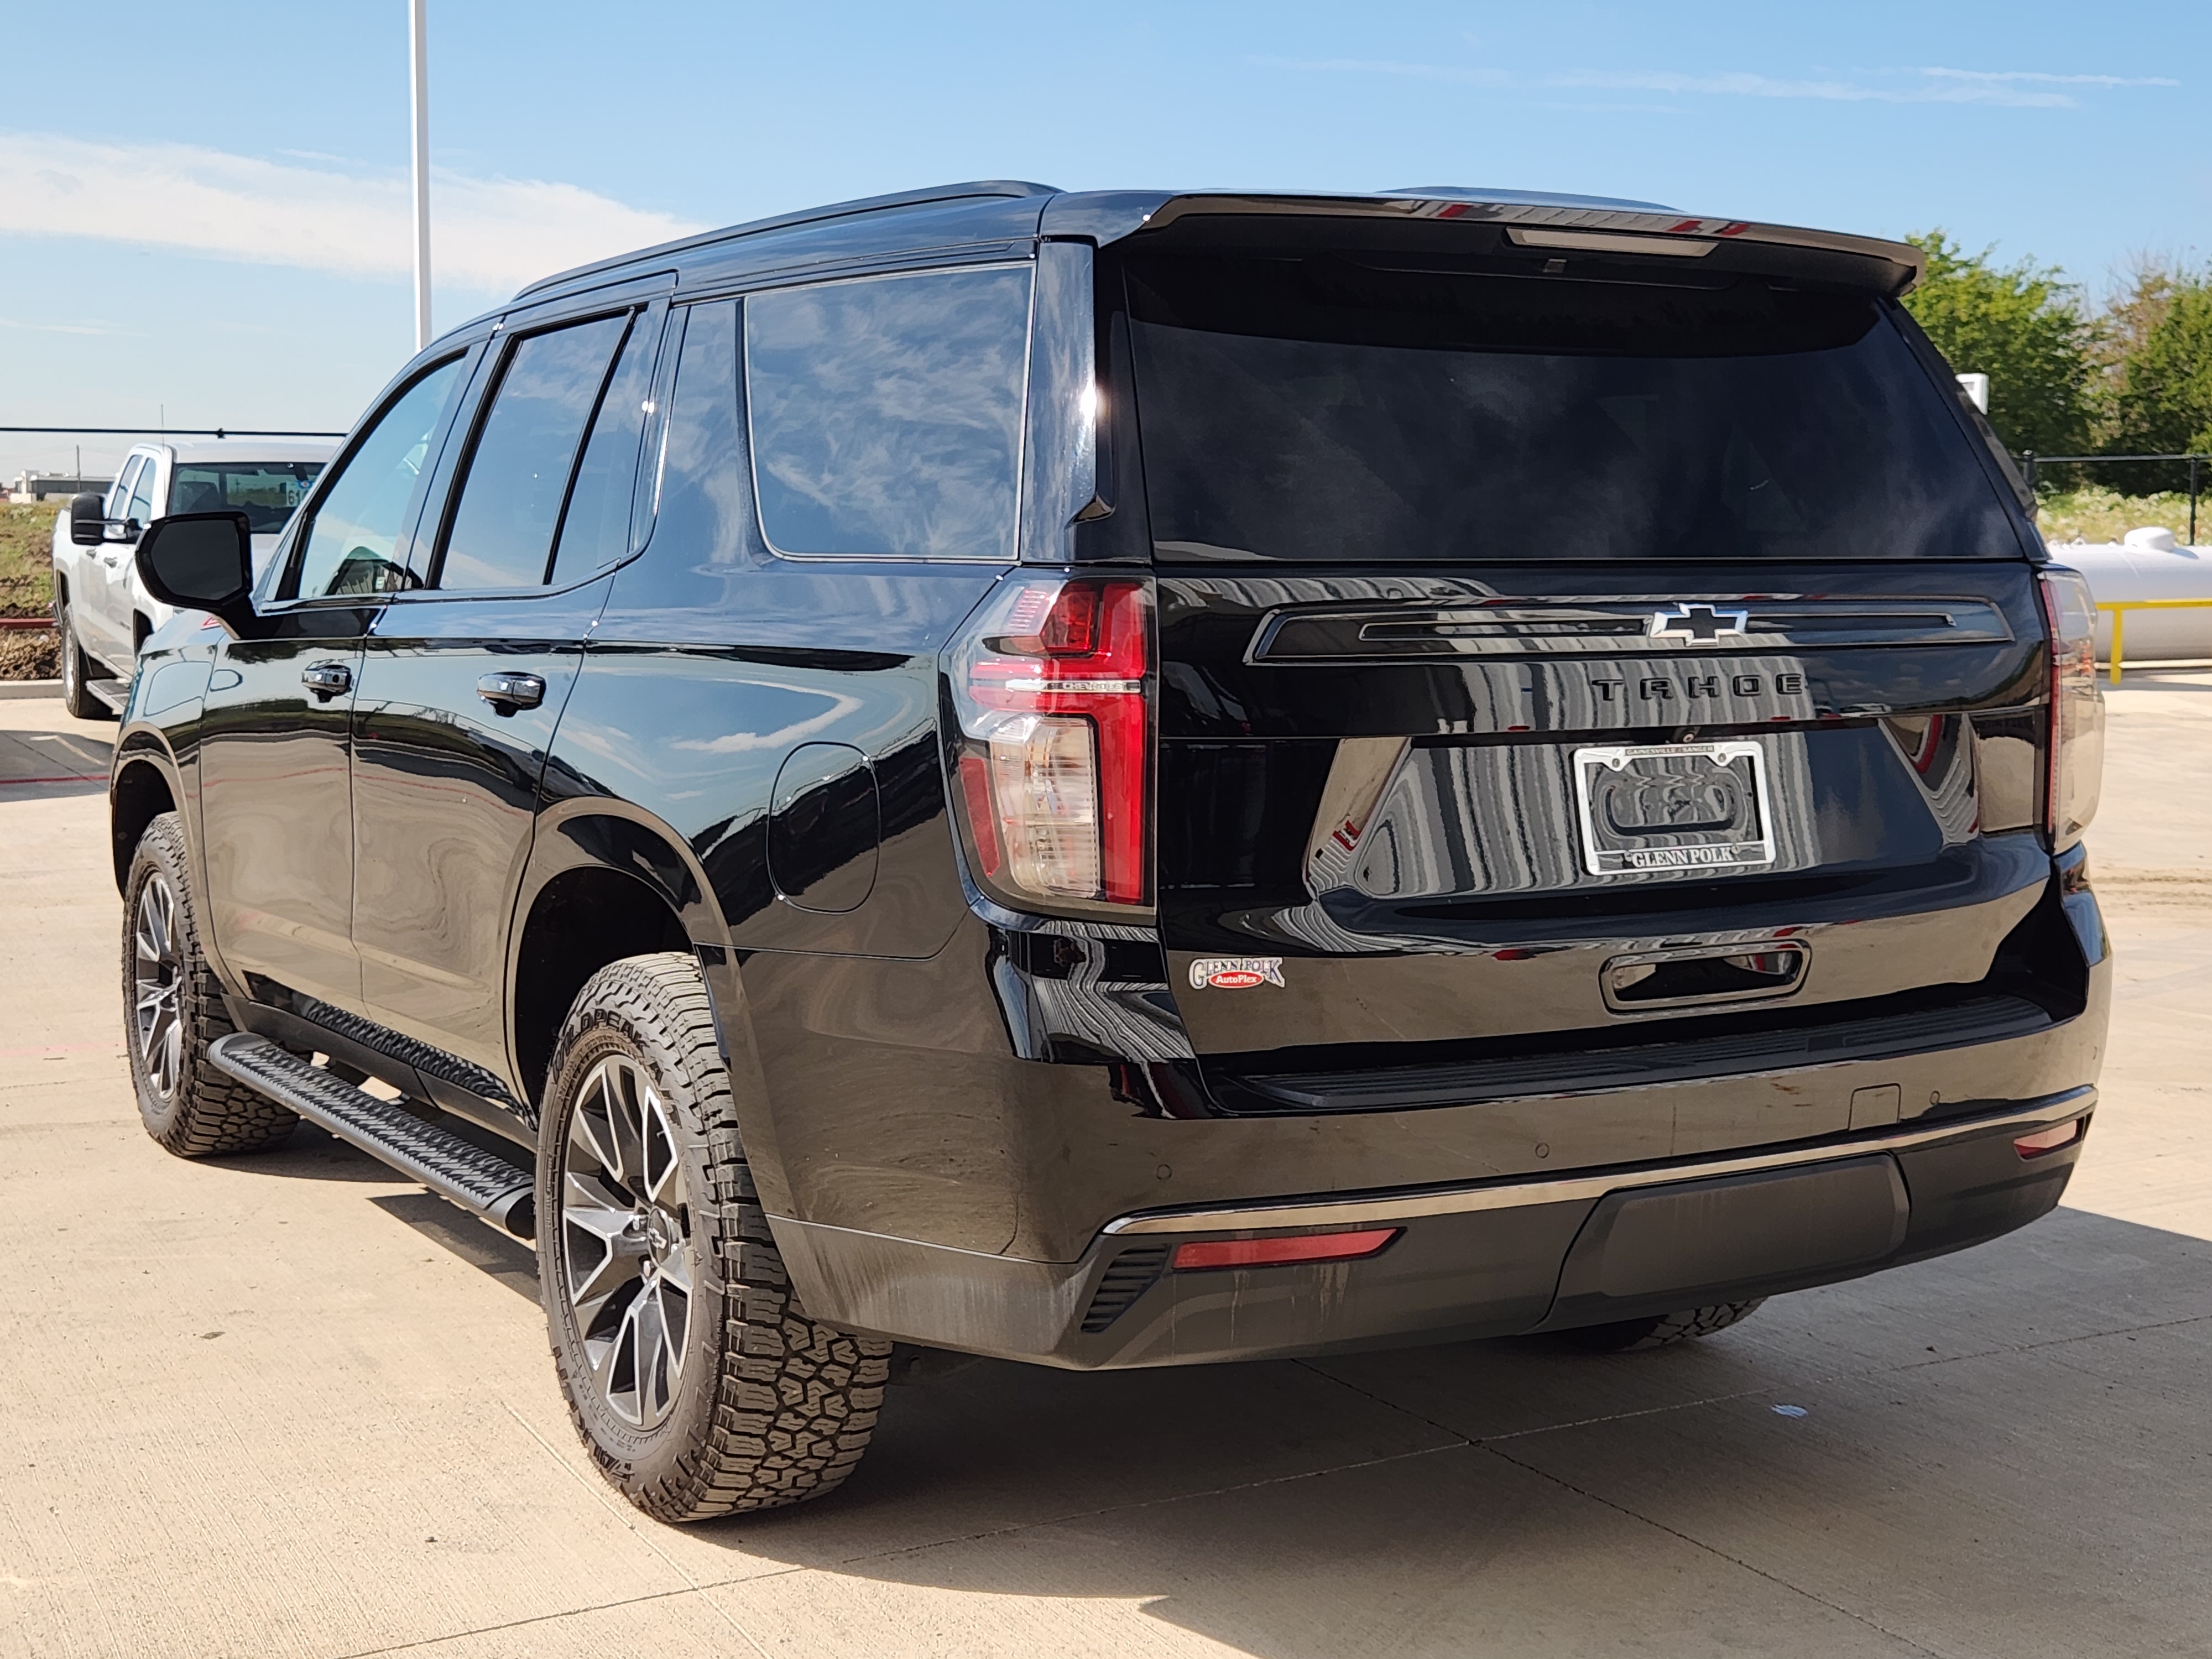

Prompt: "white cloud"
[0,131,708,293]
[1919,67,2182,87]
[1260,59,2182,111]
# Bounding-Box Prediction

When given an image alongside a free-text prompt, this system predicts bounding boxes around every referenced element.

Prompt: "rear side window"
[1124,253,2017,562]
[548,312,659,582]
[293,356,467,598]
[744,265,1031,560]
[439,314,629,589]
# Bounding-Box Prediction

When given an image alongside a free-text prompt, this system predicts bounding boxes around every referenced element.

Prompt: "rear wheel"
[1565,1299,1766,1352]
[55,591,107,721]
[123,812,298,1155]
[538,952,891,1522]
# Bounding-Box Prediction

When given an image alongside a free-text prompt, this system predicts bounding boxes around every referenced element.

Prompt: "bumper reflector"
[2014,1118,2085,1159]
[1172,1228,1401,1272]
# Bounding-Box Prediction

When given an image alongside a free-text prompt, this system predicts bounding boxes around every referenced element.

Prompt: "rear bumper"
[769,1086,2094,1368]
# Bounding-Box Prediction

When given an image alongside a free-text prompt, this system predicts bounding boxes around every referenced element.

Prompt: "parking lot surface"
[2,678,2208,1658]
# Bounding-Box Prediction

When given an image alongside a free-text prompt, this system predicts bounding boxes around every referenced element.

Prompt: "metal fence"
[2020,451,2208,545]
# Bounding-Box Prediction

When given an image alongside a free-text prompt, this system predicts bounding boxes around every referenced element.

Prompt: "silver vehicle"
[51,440,330,716]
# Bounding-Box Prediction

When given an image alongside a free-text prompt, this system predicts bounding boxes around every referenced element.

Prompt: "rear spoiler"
[1040,191,1924,297]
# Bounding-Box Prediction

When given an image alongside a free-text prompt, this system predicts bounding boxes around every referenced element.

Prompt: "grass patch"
[1,499,62,618]
[2038,487,2203,546]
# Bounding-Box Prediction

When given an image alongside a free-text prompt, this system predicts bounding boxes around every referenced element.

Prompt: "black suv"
[114,182,2110,1522]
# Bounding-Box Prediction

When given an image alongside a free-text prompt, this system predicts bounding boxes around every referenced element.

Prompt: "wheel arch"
[110,745,182,895]
[509,802,786,1204]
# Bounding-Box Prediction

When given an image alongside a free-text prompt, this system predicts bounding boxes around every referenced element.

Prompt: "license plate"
[1571,741,1775,877]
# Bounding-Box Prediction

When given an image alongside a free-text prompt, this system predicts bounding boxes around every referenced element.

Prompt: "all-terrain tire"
[1566,1299,1767,1352]
[56,591,109,721]
[123,812,298,1155]
[538,952,892,1522]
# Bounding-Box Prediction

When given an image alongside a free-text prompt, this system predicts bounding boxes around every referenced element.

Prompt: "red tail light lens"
[948,576,1152,909]
[1172,1229,1401,1271]
[2014,1118,2085,1159]
[2038,567,2105,852]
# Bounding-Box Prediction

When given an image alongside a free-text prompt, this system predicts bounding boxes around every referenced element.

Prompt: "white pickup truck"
[51,440,330,716]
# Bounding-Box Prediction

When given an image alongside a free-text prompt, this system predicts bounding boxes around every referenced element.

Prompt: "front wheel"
[538,953,891,1522]
[123,812,298,1155]
[56,591,108,721]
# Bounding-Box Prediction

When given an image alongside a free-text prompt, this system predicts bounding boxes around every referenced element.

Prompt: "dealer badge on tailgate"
[1189,957,1286,990]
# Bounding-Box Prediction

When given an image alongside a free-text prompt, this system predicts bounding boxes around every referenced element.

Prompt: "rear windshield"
[1122,252,2017,562]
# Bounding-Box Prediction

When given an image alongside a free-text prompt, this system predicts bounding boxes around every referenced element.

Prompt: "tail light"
[2038,567,2104,852]
[947,575,1152,910]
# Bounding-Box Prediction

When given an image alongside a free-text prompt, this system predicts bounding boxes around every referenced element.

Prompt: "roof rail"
[512,179,1062,301]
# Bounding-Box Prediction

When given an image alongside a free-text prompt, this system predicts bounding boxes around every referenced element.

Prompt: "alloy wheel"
[131,873,184,1099]
[560,1054,695,1430]
[58,600,78,701]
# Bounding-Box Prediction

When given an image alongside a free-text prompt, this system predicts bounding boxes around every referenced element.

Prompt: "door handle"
[477,671,546,714]
[301,661,352,700]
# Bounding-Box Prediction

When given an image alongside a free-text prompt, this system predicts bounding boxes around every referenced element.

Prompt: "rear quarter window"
[744,265,1032,561]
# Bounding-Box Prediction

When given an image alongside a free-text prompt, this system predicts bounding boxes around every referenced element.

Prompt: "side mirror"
[68,492,107,547]
[135,511,255,634]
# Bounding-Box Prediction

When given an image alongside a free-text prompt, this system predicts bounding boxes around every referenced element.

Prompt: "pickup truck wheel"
[56,593,107,721]
[1566,1299,1766,1352]
[123,812,299,1155]
[538,952,891,1522]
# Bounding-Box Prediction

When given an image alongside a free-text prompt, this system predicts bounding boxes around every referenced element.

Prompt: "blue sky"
[3,0,2202,483]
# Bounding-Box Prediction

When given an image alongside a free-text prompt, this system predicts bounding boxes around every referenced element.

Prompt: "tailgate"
[1155,561,2058,1083]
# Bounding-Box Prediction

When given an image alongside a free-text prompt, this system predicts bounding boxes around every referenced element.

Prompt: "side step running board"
[87,679,128,714]
[208,1032,536,1239]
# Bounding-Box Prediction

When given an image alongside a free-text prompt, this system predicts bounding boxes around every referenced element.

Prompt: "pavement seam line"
[494,1400,775,1659]
[1477,1438,1958,1659]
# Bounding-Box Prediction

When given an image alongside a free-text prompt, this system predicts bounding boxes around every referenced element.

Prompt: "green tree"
[1902,231,2098,465]
[2104,261,2212,480]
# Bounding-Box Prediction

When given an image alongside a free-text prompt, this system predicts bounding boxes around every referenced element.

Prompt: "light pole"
[409,0,432,351]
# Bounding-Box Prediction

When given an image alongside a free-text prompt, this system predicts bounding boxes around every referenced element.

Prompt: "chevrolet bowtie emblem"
[1650,603,1750,641]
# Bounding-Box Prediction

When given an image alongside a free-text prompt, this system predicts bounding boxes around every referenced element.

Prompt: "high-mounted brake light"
[2038,567,2105,852]
[947,576,1152,909]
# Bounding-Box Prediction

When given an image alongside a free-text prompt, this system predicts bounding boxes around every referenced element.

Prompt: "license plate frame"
[1571,740,1776,877]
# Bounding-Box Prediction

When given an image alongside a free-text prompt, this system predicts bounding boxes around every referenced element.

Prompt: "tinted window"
[439,315,628,589]
[294,357,466,598]
[169,462,323,531]
[1125,253,2016,562]
[745,266,1031,560]
[646,301,746,569]
[548,312,658,582]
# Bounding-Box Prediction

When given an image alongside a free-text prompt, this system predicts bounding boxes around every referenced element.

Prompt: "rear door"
[1112,235,2056,1114]
[348,303,662,1091]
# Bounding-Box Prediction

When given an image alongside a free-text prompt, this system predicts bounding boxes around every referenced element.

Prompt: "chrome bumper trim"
[1100,1087,2095,1237]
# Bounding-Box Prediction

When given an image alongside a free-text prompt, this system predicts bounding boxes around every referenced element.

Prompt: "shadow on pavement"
[659,1205,2212,1657]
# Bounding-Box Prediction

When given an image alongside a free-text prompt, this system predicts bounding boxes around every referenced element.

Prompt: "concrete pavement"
[1,682,2208,1659]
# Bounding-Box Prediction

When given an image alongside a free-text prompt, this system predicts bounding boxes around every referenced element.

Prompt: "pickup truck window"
[291,356,466,599]
[105,458,142,521]
[170,463,324,532]
[439,314,629,589]
[124,460,156,528]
